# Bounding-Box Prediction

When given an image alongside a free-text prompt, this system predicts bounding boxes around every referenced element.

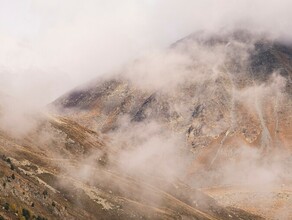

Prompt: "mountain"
[0,30,291,219]
[53,30,292,150]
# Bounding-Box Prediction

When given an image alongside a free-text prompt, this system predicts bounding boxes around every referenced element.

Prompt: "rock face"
[0,30,291,219]
[53,30,292,151]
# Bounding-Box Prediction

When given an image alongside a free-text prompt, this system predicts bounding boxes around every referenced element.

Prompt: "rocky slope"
[51,30,292,219]
[0,30,291,219]
[54,30,292,153]
[0,116,264,220]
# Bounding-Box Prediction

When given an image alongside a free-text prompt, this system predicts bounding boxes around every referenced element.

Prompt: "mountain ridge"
[0,29,291,219]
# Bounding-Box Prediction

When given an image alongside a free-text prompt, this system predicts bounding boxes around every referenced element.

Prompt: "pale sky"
[0,0,291,105]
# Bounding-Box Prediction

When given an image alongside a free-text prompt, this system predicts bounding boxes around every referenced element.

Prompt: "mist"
[0,1,292,219]
[1,0,292,105]
[47,26,292,208]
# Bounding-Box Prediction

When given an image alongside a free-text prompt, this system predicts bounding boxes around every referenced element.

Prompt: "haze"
[0,0,292,105]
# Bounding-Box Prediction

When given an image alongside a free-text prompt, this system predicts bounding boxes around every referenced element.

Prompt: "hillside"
[0,30,291,219]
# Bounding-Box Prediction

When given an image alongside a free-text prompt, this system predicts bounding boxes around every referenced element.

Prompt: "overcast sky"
[0,0,291,105]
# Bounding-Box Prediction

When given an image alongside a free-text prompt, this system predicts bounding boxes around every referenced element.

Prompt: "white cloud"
[0,0,291,104]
